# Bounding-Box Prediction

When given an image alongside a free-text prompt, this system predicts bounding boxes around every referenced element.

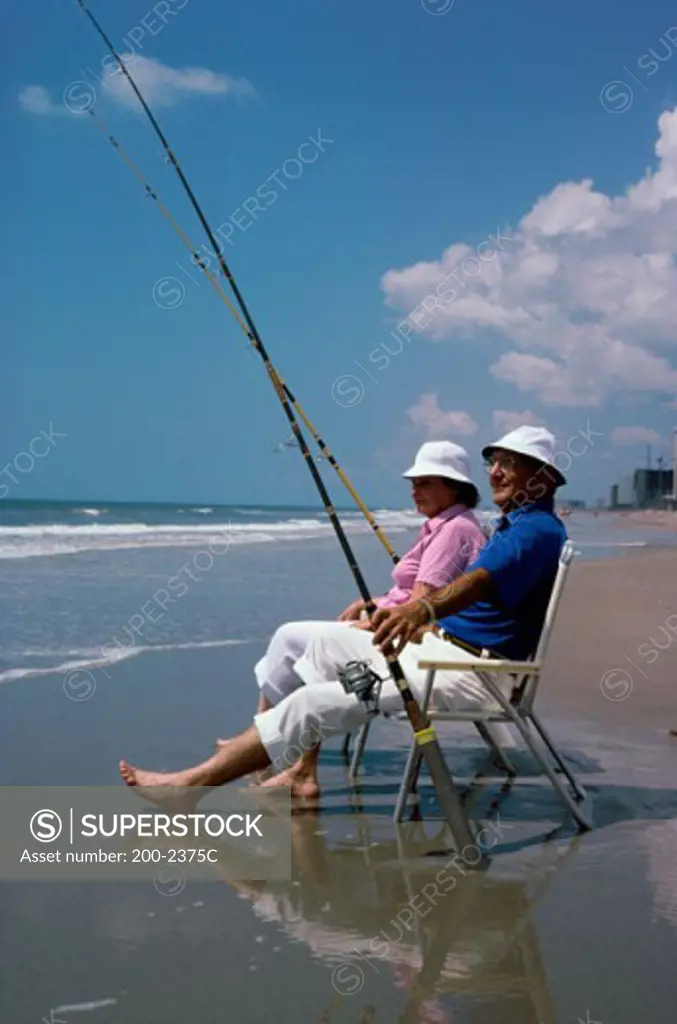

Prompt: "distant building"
[610,475,635,508]
[608,430,676,508]
[610,468,674,509]
[634,467,674,507]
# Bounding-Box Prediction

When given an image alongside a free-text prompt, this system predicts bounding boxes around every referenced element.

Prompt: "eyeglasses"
[483,452,519,473]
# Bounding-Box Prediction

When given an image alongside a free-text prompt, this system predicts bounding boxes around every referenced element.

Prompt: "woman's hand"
[337,598,367,622]
[349,617,374,631]
[370,600,432,654]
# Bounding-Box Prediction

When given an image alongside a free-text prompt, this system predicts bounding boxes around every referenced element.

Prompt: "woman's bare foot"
[260,763,320,800]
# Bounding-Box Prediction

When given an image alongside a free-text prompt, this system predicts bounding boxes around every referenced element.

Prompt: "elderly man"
[120,426,567,798]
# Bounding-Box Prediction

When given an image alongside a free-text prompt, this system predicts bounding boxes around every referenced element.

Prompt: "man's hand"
[370,600,432,654]
[408,623,436,644]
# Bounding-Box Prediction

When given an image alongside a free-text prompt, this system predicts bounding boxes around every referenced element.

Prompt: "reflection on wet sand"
[218,814,579,1024]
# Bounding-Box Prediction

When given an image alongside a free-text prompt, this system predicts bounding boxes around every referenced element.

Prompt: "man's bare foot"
[119,760,200,811]
[260,765,320,800]
[215,738,230,750]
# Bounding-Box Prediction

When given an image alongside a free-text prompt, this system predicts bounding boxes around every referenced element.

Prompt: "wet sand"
[1,547,677,1022]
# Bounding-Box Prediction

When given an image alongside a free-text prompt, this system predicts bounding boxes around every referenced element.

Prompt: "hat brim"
[481,443,567,487]
[402,461,475,487]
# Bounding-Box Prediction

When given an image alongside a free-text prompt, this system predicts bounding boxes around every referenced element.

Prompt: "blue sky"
[4,0,677,507]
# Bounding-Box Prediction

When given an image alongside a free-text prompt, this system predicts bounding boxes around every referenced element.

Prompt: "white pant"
[254,621,356,705]
[254,623,512,770]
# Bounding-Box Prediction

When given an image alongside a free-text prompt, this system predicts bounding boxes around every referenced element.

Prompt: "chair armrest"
[417,659,540,674]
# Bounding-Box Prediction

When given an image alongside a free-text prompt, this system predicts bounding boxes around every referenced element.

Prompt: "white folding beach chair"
[348,540,591,831]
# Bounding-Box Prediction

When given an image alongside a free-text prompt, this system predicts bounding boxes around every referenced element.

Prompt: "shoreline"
[1,546,675,731]
[573,508,677,533]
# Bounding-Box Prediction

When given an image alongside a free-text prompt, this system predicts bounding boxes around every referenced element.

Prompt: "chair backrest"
[519,539,575,711]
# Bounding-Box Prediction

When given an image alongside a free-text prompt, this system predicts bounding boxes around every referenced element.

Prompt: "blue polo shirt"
[438,499,567,659]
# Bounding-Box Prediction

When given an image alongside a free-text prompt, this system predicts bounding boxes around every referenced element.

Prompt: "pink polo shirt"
[375,504,486,608]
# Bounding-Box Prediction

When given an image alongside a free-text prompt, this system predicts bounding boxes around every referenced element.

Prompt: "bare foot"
[250,765,278,785]
[260,766,320,800]
[215,738,230,749]
[118,760,200,812]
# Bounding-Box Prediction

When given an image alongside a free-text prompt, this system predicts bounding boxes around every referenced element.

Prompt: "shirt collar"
[496,498,556,530]
[423,503,466,534]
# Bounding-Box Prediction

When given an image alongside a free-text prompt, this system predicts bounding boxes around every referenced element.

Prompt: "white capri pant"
[254,622,512,771]
[254,621,353,705]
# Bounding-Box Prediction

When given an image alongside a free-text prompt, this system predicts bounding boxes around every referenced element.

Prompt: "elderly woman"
[218,439,485,793]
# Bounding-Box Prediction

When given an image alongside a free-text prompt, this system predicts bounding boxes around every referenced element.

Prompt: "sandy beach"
[620,509,677,533]
[1,532,676,1023]
[543,545,677,732]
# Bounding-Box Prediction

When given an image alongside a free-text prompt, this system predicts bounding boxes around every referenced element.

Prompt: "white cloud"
[611,426,663,446]
[18,85,66,116]
[406,394,478,438]
[492,409,544,434]
[19,56,254,118]
[520,179,616,237]
[104,56,255,110]
[381,108,677,406]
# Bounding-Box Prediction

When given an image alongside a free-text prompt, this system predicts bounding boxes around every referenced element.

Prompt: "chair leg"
[394,741,423,822]
[341,732,351,759]
[511,716,592,831]
[471,671,591,831]
[475,721,516,776]
[348,721,371,780]
[527,710,587,801]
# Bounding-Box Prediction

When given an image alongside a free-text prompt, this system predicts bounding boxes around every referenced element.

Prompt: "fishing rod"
[75,0,480,855]
[84,105,399,565]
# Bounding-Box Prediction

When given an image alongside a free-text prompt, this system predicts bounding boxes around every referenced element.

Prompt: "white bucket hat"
[403,440,477,488]
[482,425,566,487]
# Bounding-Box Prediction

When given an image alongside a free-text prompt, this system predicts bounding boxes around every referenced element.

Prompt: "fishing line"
[84,106,399,565]
[74,0,481,855]
[75,0,380,612]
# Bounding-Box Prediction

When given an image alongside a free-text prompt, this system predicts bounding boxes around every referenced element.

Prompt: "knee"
[272,621,295,641]
[270,621,309,650]
[267,623,301,665]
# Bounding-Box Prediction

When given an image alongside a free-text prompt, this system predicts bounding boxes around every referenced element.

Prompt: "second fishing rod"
[76,1,481,853]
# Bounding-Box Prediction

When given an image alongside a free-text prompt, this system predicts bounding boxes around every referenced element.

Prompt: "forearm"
[372,588,408,609]
[420,568,493,621]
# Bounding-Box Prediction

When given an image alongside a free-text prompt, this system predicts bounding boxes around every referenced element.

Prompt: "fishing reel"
[337,660,385,715]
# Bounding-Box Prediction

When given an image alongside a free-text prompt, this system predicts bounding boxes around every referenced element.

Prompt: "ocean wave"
[0,511,422,560]
[0,638,251,685]
[53,1000,117,1015]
